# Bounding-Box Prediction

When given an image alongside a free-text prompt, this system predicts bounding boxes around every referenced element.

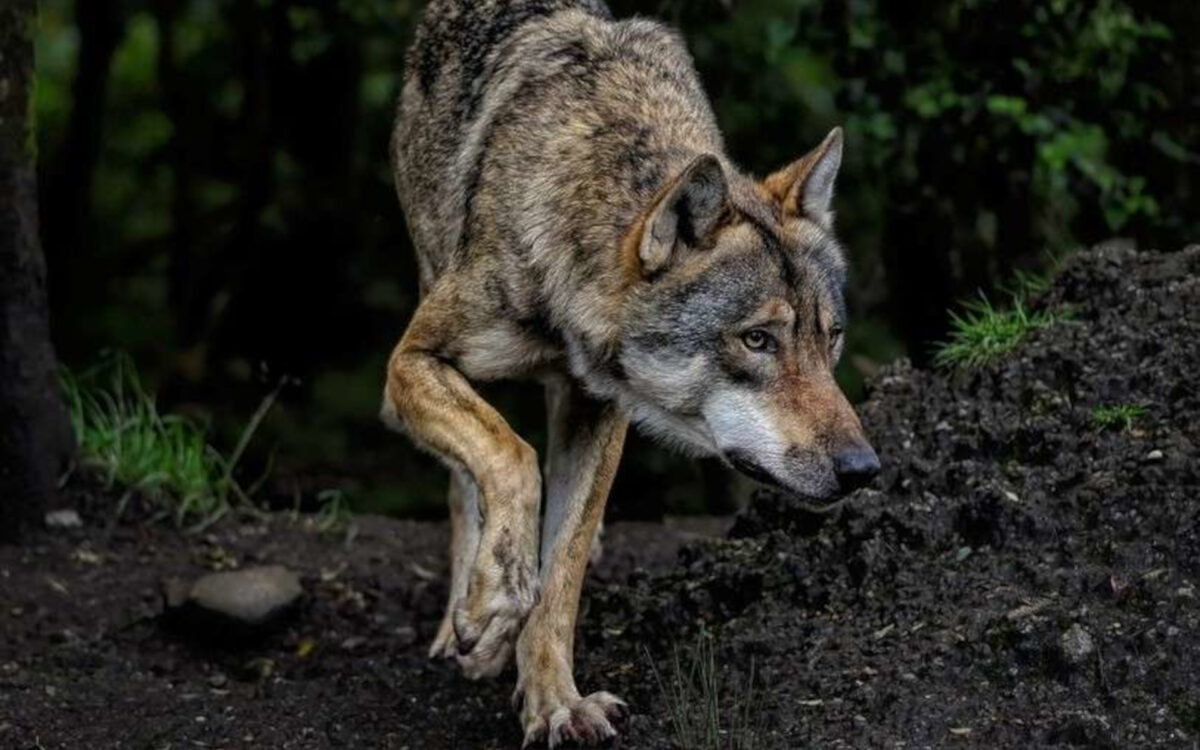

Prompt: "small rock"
[44,509,82,529]
[1059,623,1096,666]
[166,565,303,641]
[1144,449,1164,463]
[393,626,418,647]
[240,657,275,682]
[208,671,228,688]
[189,565,302,625]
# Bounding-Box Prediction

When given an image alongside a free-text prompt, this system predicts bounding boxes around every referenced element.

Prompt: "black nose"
[833,446,880,492]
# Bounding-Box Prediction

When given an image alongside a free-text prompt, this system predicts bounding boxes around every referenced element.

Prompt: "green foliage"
[837,0,1184,245]
[934,295,1062,370]
[61,353,273,529]
[645,630,764,750]
[1090,404,1146,432]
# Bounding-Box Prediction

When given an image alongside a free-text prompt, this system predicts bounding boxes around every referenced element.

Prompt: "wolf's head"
[616,128,879,501]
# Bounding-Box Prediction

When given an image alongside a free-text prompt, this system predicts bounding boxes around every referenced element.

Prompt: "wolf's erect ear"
[638,154,729,276]
[762,127,843,228]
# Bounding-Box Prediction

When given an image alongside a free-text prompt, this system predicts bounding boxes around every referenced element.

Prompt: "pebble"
[44,509,82,529]
[1059,623,1096,666]
[393,626,418,647]
[188,565,302,625]
[166,565,303,639]
[1144,449,1164,463]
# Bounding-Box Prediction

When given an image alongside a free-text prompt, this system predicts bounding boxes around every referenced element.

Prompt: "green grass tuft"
[61,353,276,530]
[1090,403,1146,432]
[314,489,355,534]
[933,294,1063,370]
[645,629,764,750]
[934,252,1073,370]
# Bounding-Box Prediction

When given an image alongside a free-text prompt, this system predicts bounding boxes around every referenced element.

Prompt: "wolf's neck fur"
[494,12,731,347]
[395,2,733,400]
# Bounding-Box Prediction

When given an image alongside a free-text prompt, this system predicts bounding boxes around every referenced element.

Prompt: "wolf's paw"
[428,608,458,659]
[452,574,537,679]
[519,690,626,748]
[588,524,604,565]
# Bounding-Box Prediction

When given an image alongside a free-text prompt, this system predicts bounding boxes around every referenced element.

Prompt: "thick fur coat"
[383,1,878,745]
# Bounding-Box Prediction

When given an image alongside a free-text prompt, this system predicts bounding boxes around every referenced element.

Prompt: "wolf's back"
[392,0,613,289]
[406,0,612,109]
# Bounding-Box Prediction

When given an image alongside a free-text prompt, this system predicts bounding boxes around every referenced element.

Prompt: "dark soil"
[3,243,1198,749]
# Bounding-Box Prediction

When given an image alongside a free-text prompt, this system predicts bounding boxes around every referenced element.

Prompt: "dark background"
[34,0,1199,517]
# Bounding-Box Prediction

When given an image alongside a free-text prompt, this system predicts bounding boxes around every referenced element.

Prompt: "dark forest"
[33,0,1200,516]
[2,2,1198,747]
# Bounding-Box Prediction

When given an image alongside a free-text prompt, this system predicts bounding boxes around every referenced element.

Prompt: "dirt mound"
[586,242,1200,747]
[2,243,1197,749]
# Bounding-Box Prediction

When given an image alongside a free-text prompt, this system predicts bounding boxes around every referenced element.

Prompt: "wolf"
[382,0,880,745]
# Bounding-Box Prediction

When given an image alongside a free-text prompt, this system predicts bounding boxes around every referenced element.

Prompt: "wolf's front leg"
[516,379,628,747]
[429,470,481,659]
[383,301,542,679]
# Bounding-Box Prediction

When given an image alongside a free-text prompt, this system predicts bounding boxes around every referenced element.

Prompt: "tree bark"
[0,1,75,543]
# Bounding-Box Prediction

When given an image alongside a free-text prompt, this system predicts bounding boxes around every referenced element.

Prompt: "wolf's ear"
[638,154,729,276]
[762,127,843,228]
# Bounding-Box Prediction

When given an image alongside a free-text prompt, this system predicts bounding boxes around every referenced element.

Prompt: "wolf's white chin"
[701,387,788,468]
[624,396,719,457]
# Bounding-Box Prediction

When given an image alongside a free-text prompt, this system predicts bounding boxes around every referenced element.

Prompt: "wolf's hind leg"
[430,471,481,659]
[516,378,628,747]
[383,294,542,679]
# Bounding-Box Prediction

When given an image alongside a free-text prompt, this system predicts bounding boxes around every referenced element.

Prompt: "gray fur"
[387,4,877,740]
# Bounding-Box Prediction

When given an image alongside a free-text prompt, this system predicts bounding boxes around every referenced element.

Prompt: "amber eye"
[829,325,845,347]
[741,329,777,353]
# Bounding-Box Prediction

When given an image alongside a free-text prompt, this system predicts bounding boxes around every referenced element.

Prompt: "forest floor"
[2,243,1198,749]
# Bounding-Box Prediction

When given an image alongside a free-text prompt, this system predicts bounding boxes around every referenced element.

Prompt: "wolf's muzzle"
[723,450,784,490]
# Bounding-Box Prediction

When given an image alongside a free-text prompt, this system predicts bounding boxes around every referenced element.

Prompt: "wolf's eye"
[829,325,844,347]
[742,329,777,353]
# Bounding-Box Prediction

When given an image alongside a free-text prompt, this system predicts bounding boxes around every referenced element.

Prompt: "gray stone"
[170,565,303,637]
[44,509,81,529]
[1059,623,1096,666]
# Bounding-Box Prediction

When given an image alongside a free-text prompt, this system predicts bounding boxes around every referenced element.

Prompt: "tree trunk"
[0,1,75,543]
